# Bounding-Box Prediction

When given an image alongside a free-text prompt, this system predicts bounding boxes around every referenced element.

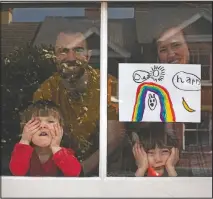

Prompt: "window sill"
[201,82,212,86]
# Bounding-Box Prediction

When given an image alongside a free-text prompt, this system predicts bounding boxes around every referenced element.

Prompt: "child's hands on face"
[20,117,40,145]
[133,143,149,173]
[165,147,179,176]
[50,122,63,153]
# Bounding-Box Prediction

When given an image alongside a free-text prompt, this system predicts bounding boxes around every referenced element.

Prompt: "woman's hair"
[19,100,64,130]
[137,123,179,151]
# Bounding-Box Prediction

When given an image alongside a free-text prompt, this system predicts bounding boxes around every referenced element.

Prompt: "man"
[33,30,125,176]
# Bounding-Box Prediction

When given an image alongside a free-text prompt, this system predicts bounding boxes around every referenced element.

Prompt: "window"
[107,2,212,179]
[185,111,212,149]
[190,46,212,83]
[1,1,212,198]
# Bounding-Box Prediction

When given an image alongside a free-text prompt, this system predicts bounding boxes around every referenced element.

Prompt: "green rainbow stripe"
[132,82,176,122]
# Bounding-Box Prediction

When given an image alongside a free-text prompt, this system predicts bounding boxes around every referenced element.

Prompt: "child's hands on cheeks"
[50,122,63,154]
[165,147,179,176]
[133,143,149,177]
[20,117,40,145]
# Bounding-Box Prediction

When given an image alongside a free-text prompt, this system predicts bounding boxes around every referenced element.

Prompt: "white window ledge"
[1,177,212,198]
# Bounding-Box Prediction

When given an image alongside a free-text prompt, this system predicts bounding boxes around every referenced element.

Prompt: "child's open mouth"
[39,132,48,136]
[154,166,164,170]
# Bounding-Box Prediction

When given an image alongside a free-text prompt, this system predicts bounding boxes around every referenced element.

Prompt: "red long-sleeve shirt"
[9,143,82,177]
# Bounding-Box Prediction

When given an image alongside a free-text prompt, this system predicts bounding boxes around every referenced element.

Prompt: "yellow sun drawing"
[149,65,165,82]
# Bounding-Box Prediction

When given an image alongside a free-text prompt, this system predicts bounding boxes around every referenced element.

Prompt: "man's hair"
[137,123,179,151]
[19,100,64,130]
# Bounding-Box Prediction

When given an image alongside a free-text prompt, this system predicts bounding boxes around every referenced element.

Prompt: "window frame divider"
[99,1,108,179]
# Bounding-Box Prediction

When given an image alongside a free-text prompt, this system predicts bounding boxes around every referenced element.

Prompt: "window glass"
[1,3,101,177]
[185,111,212,149]
[185,131,198,146]
[107,2,212,177]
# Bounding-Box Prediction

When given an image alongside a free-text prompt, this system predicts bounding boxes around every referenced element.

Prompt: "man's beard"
[57,60,86,83]
[57,60,89,96]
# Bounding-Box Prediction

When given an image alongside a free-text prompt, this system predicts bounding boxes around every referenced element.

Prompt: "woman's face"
[157,28,190,64]
[147,147,171,175]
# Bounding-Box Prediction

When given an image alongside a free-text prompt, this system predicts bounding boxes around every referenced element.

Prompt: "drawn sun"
[149,65,165,82]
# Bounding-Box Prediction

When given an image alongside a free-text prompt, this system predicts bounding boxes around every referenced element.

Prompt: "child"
[132,123,180,177]
[9,100,82,177]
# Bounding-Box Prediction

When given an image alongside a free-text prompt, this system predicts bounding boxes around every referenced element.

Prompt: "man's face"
[55,32,91,81]
[55,32,90,63]
[157,28,190,64]
[147,147,171,176]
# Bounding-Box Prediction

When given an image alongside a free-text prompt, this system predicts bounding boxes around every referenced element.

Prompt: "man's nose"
[65,50,76,61]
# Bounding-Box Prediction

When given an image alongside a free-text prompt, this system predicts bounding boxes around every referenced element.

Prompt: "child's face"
[31,115,61,147]
[147,147,171,175]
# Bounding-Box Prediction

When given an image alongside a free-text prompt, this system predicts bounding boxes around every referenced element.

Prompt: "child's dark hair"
[137,123,179,151]
[19,100,64,130]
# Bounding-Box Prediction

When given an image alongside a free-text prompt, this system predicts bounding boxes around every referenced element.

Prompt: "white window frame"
[1,1,212,198]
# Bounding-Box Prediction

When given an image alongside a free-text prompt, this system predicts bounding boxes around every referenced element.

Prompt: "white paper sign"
[119,63,201,123]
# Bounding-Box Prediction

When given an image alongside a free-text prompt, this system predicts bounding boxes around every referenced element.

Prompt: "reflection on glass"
[1,4,102,177]
[107,2,212,177]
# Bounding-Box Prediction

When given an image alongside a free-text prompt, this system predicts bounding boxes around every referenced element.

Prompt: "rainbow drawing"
[132,82,176,122]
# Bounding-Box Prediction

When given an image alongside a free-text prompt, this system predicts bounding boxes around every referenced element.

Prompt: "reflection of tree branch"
[1,44,57,152]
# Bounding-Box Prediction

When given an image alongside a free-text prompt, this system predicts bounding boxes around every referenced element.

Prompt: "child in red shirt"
[9,100,82,177]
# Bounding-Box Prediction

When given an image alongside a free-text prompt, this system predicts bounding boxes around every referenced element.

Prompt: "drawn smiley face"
[148,93,157,110]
